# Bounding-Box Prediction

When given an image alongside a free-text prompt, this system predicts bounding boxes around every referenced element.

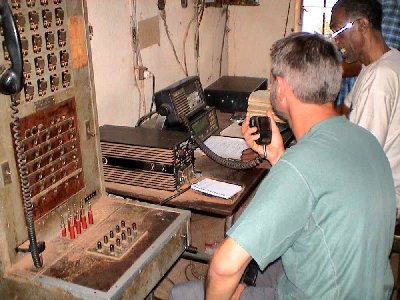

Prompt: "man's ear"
[277,76,289,100]
[357,17,370,32]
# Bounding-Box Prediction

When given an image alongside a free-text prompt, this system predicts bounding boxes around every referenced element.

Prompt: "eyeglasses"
[330,18,361,39]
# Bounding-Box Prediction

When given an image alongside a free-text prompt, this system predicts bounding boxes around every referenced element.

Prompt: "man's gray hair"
[270,32,343,105]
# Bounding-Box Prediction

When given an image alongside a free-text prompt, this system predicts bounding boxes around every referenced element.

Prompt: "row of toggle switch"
[14,7,65,33]
[22,51,69,78]
[25,71,70,100]
[11,31,68,57]
[11,0,62,9]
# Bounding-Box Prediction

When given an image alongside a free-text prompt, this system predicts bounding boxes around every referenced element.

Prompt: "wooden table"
[106,154,269,232]
[105,111,271,231]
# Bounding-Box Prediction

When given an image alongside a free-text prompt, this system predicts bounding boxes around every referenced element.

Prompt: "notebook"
[191,178,242,199]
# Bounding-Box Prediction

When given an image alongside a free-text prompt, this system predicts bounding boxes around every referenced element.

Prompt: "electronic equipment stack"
[100,126,195,191]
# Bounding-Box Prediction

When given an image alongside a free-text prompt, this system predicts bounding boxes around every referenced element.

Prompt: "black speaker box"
[204,76,268,113]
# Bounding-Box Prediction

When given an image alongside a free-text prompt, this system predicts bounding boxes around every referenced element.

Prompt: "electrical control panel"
[3,197,190,299]
[0,0,190,298]
[0,0,100,258]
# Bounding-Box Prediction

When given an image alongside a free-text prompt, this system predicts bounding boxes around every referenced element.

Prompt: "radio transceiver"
[154,76,219,142]
[100,126,195,191]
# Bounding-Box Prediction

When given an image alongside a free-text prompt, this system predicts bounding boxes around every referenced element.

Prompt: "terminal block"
[32,34,42,53]
[24,81,34,102]
[42,9,52,28]
[23,60,32,80]
[88,221,147,260]
[55,7,64,26]
[47,53,57,71]
[50,74,60,91]
[21,37,29,56]
[37,78,48,96]
[62,71,71,88]
[45,31,55,50]
[59,50,69,67]
[14,13,26,33]
[58,29,66,47]
[29,11,39,31]
[34,56,45,75]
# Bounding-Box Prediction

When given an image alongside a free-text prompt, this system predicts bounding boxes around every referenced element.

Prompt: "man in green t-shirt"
[169,33,396,300]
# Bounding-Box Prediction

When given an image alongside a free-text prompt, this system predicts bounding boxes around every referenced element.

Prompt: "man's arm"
[205,237,252,300]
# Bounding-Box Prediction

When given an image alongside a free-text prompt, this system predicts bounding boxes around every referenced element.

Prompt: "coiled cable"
[183,117,260,170]
[10,94,43,268]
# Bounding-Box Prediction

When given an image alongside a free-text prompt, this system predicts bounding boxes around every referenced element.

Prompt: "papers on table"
[203,135,249,160]
[191,178,242,199]
[220,122,243,138]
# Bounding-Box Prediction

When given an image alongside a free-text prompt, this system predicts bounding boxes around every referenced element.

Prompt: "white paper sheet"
[220,122,244,138]
[191,178,242,199]
[203,136,249,160]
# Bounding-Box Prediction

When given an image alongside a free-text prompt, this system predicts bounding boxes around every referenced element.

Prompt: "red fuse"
[68,215,75,239]
[81,215,87,229]
[75,221,81,235]
[75,213,82,234]
[88,202,93,225]
[60,215,66,237]
[80,201,87,229]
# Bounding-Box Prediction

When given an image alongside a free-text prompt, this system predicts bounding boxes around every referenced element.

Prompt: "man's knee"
[169,280,204,300]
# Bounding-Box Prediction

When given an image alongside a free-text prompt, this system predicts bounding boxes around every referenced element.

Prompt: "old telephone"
[0,0,23,94]
[155,76,261,169]
[0,1,189,299]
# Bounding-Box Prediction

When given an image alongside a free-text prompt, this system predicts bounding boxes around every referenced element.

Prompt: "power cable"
[284,0,291,37]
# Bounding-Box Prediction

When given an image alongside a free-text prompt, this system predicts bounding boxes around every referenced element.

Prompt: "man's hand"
[241,111,285,165]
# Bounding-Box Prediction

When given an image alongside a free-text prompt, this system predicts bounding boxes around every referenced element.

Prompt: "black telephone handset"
[0,0,23,95]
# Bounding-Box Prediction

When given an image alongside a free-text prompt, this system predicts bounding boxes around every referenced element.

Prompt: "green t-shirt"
[227,116,396,299]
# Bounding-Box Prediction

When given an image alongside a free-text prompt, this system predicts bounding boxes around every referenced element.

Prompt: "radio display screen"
[187,91,202,109]
[192,114,209,135]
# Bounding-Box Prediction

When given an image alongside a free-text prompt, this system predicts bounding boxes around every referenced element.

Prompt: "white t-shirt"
[345,49,400,207]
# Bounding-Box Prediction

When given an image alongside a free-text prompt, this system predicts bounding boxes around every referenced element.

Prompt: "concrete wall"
[227,0,296,77]
[86,0,295,126]
[87,0,228,126]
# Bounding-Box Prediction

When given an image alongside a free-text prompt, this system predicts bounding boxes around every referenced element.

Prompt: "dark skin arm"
[335,62,360,117]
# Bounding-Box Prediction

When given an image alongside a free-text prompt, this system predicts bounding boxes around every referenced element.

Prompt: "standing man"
[330,0,400,210]
[335,0,400,108]
[170,33,396,300]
